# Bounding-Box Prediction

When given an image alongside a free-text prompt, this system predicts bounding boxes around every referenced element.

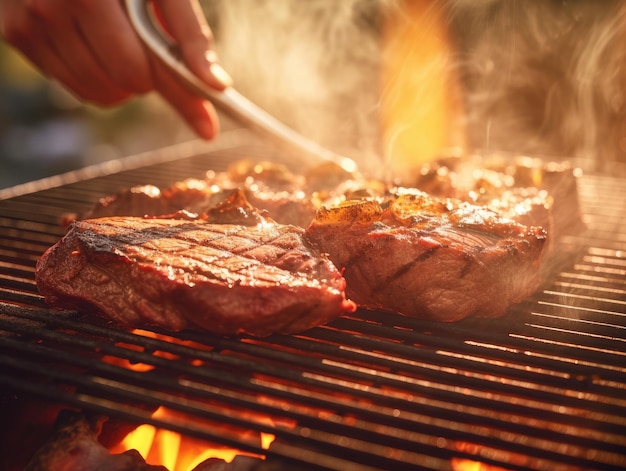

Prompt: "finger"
[1,4,129,105]
[27,2,132,104]
[74,0,153,94]
[149,55,220,140]
[154,0,232,90]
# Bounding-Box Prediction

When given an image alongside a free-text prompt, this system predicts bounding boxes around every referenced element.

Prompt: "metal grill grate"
[1,133,625,470]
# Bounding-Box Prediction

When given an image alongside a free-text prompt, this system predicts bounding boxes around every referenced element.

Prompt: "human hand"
[0,0,231,139]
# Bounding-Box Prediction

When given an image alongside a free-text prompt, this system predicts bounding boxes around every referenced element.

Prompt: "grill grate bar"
[4,301,626,439]
[7,299,626,414]
[3,319,625,471]
[0,256,37,272]
[1,144,626,469]
[0,345,490,470]
[1,374,353,471]
[0,371,448,471]
[335,309,626,382]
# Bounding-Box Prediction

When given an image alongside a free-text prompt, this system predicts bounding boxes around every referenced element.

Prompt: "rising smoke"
[449,0,626,171]
[205,0,626,173]
[207,0,386,169]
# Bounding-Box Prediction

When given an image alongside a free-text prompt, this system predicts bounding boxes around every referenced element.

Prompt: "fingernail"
[198,101,221,139]
[205,50,218,63]
[208,62,233,88]
[201,50,232,88]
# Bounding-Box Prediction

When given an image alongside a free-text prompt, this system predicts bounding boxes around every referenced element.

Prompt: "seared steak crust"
[410,155,584,238]
[36,217,355,336]
[39,159,564,333]
[305,189,548,322]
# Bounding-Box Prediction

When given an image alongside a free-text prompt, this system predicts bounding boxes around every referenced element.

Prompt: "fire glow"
[109,407,275,471]
[381,0,465,174]
[101,330,276,470]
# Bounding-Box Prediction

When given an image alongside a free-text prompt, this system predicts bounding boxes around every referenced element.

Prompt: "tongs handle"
[124,0,357,173]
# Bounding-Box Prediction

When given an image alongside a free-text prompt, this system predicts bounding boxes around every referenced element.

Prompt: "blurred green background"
[0,42,194,190]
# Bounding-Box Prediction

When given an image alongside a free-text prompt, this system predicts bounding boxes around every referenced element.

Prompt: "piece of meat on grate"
[305,189,548,322]
[35,217,355,336]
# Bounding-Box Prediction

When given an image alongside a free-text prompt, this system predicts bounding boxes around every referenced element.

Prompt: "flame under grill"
[1,132,625,470]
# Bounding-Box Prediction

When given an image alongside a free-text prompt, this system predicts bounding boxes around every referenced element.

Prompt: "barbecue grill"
[1,129,625,470]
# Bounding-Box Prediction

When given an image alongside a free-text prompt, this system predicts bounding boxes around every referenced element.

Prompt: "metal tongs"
[125,0,358,173]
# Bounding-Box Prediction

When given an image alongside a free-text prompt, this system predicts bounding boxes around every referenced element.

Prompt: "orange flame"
[381,0,465,174]
[103,330,276,470]
[110,406,275,471]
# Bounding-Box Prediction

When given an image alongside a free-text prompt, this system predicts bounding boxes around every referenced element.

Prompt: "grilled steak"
[73,161,380,229]
[410,154,584,238]
[77,161,322,228]
[78,178,318,228]
[36,217,356,336]
[305,189,548,322]
[39,158,566,332]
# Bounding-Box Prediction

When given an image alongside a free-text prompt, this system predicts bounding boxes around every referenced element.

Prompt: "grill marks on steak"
[38,158,568,334]
[35,218,356,336]
[305,189,547,322]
